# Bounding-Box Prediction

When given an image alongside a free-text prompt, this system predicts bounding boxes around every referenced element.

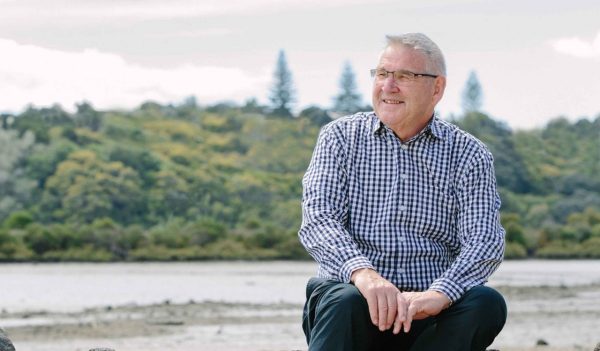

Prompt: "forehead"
[377,45,428,71]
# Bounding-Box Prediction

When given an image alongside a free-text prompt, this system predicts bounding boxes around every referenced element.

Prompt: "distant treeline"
[0,100,599,261]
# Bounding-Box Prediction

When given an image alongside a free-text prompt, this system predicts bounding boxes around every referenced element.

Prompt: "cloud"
[0,0,383,21]
[0,38,269,113]
[551,31,600,59]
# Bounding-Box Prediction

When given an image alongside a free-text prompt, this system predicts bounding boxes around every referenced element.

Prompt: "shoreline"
[2,261,599,351]
[4,289,599,351]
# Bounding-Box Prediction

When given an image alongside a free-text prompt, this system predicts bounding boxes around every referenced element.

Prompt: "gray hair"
[385,33,446,76]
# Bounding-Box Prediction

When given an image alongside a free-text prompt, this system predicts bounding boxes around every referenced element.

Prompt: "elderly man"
[299,33,507,351]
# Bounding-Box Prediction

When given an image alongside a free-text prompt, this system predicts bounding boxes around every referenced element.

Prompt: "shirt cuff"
[339,256,374,283]
[428,277,465,303]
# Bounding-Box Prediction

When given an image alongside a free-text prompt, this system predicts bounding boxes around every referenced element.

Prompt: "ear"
[432,76,446,104]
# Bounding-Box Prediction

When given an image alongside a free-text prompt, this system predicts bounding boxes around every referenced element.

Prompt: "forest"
[1,97,599,262]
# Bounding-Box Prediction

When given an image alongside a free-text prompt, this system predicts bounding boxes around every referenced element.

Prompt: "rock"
[0,327,16,351]
[536,338,549,346]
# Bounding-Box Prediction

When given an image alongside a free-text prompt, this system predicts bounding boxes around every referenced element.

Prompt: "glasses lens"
[394,70,415,83]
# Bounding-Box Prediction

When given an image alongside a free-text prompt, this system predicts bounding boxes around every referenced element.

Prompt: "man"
[299,33,507,351]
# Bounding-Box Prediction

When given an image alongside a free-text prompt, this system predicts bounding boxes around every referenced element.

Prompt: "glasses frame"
[370,68,438,84]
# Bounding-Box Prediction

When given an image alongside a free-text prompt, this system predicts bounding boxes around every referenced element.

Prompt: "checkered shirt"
[299,112,505,302]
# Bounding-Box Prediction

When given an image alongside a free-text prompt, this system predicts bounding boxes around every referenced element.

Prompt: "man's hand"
[351,268,408,332]
[397,290,452,333]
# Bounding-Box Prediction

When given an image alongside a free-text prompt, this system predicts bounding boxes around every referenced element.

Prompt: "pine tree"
[332,61,363,115]
[269,50,296,118]
[461,70,483,113]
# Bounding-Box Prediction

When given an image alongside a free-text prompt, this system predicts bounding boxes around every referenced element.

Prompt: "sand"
[2,284,599,351]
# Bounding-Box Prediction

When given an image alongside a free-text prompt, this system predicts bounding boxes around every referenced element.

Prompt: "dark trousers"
[302,278,507,351]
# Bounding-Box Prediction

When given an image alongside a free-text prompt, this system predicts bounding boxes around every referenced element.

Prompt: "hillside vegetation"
[1,102,599,261]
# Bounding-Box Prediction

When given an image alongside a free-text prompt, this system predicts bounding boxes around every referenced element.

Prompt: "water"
[0,260,599,313]
[1,260,599,350]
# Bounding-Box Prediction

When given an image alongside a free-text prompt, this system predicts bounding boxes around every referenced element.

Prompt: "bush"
[579,237,600,258]
[3,211,33,229]
[504,242,527,259]
[536,241,582,259]
[41,245,113,262]
[0,229,33,261]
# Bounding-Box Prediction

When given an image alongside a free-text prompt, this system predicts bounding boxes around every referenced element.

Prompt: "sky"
[0,0,599,130]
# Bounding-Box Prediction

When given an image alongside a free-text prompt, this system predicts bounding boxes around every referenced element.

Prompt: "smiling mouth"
[382,99,404,104]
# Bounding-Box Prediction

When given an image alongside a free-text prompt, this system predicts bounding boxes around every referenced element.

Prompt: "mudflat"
[3,283,599,351]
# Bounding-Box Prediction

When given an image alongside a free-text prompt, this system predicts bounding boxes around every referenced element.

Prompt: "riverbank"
[3,282,599,351]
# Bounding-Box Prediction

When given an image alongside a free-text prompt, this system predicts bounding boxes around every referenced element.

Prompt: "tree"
[75,101,102,131]
[0,129,36,223]
[39,150,145,224]
[299,105,332,126]
[332,61,363,115]
[269,50,296,118]
[461,70,483,113]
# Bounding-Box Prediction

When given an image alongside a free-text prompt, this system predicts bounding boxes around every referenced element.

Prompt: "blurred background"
[0,1,599,350]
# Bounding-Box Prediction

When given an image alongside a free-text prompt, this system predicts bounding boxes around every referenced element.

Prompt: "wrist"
[429,290,452,309]
[350,267,375,283]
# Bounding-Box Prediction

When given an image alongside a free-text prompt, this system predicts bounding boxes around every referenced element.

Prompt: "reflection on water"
[0,260,599,313]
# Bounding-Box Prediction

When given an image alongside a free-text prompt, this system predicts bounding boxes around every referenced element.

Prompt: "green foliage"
[1,101,598,261]
[461,70,483,113]
[269,50,296,118]
[299,105,332,127]
[504,242,527,259]
[39,150,145,224]
[0,229,33,261]
[3,210,33,229]
[332,61,363,115]
[11,104,73,143]
[0,129,36,223]
[455,112,532,193]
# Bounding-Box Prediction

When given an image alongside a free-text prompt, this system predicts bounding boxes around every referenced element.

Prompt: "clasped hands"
[351,268,451,334]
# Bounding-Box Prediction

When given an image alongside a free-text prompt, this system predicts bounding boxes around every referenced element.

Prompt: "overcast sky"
[1,0,599,129]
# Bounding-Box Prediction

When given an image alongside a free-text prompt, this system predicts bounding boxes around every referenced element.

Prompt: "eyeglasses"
[370,68,438,85]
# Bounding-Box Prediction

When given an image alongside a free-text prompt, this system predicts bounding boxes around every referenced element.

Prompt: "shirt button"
[398,268,405,274]
[399,236,405,242]
[399,205,407,211]
[400,173,408,180]
[401,144,409,150]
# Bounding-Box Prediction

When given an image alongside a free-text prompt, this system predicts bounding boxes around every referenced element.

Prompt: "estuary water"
[1,260,599,351]
[0,260,599,313]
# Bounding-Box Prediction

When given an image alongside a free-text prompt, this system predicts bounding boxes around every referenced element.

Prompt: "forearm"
[299,209,373,282]
[429,241,503,302]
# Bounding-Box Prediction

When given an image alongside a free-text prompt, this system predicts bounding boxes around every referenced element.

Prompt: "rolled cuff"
[339,256,374,283]
[428,277,465,303]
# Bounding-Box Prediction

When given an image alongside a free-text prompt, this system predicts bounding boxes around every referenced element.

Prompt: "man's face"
[372,45,445,136]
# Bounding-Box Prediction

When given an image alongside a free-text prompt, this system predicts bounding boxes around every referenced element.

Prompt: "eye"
[376,70,388,78]
[395,71,415,81]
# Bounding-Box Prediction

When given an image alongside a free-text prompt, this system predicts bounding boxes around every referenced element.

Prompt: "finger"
[365,293,379,326]
[377,293,389,330]
[393,292,407,334]
[404,301,417,333]
[385,291,397,329]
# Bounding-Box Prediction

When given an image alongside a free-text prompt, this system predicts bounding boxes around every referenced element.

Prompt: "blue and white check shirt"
[299,112,505,302]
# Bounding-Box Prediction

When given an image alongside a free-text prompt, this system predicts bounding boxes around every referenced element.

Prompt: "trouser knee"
[460,285,507,330]
[302,278,373,350]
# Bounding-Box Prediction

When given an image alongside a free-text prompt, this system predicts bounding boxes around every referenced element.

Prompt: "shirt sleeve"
[428,149,505,302]
[298,125,374,283]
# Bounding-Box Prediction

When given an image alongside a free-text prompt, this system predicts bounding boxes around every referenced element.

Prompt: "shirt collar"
[371,113,447,141]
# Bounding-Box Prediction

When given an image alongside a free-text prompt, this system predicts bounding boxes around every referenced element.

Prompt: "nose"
[381,75,399,93]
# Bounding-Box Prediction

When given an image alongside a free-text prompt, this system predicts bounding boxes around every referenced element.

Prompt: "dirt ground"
[3,283,599,351]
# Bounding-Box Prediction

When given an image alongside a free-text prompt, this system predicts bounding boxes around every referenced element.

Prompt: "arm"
[428,149,505,302]
[298,126,373,282]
